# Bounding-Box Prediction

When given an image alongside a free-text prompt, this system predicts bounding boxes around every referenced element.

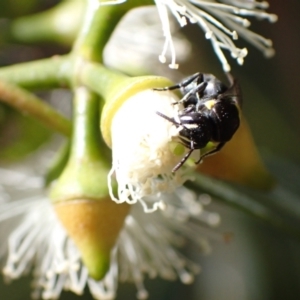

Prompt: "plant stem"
[0,0,154,136]
[6,1,83,46]
[72,0,153,63]
[0,55,72,90]
[70,87,105,163]
[50,88,110,202]
[0,79,71,136]
[80,61,127,96]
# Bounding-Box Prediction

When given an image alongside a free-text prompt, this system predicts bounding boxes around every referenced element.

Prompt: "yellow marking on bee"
[204,100,216,110]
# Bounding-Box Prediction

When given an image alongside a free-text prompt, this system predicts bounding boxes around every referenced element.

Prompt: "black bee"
[154,72,242,172]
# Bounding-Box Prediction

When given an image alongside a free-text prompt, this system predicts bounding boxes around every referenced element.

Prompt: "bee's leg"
[195,142,225,164]
[153,72,202,92]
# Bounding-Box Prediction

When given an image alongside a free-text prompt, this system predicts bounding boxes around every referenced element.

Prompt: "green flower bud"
[50,88,130,280]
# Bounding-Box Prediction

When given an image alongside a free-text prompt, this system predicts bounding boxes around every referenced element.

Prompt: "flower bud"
[54,198,130,280]
[50,89,130,280]
[49,147,130,280]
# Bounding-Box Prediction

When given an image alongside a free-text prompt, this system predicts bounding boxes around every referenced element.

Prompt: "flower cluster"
[0,0,278,299]
[0,156,220,299]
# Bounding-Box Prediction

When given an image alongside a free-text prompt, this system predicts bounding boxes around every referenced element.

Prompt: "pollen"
[108,89,189,212]
[204,99,216,110]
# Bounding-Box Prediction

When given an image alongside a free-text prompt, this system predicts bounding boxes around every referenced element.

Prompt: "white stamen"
[155,1,180,68]
[109,89,190,212]
[99,0,126,5]
[103,7,191,75]
[0,171,221,299]
[153,0,276,71]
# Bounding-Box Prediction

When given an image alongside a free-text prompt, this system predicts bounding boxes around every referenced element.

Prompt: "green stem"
[79,61,173,101]
[70,87,106,163]
[72,0,153,62]
[50,88,109,202]
[0,0,156,141]
[0,55,72,90]
[6,0,83,46]
[0,79,71,136]
[80,61,127,96]
[188,173,300,241]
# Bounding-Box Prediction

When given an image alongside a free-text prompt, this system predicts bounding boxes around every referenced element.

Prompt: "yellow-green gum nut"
[49,88,130,279]
[54,198,130,280]
[49,157,110,201]
[49,147,130,280]
[49,148,128,280]
[100,75,176,148]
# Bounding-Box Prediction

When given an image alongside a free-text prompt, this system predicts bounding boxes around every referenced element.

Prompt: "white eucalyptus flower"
[153,0,277,71]
[107,88,194,213]
[0,158,220,300]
